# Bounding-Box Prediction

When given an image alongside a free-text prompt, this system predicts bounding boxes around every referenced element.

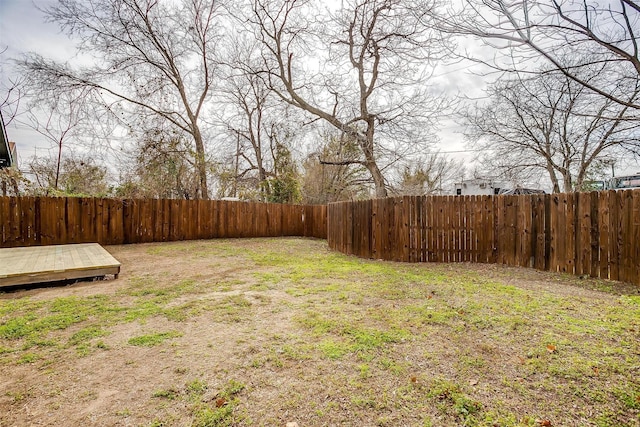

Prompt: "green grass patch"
[0,295,120,351]
[318,339,351,359]
[210,295,252,323]
[186,379,208,395]
[298,311,409,359]
[427,378,483,421]
[192,405,235,427]
[17,352,40,364]
[128,331,182,347]
[221,379,245,397]
[615,387,640,410]
[69,326,108,346]
[152,388,179,400]
[190,379,246,427]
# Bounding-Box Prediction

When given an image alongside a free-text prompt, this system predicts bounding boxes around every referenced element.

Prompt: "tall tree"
[0,47,25,126]
[19,0,221,198]
[441,0,640,110]
[20,86,92,191]
[251,0,450,197]
[464,70,639,192]
[395,153,464,195]
[116,131,203,199]
[28,155,109,196]
[222,72,273,198]
[302,132,371,203]
[217,40,304,200]
[263,140,302,203]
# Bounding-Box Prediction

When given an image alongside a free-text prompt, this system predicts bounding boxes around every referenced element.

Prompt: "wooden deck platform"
[0,243,120,288]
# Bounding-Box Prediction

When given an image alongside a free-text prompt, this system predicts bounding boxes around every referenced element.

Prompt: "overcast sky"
[1,0,637,186]
[1,0,77,159]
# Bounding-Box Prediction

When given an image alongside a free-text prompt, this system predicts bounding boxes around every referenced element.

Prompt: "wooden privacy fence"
[2,192,639,285]
[328,191,640,285]
[0,197,327,247]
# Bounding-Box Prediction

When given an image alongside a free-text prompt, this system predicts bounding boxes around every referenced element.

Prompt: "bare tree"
[0,168,30,196]
[394,152,464,195]
[0,78,24,128]
[302,132,372,203]
[218,45,301,200]
[251,0,450,197]
[0,47,24,126]
[18,0,221,198]
[223,72,272,197]
[117,131,202,199]
[19,87,93,191]
[28,155,109,196]
[442,0,640,110]
[464,69,639,192]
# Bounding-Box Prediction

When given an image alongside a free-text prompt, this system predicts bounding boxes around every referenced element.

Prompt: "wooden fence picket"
[0,196,328,248]
[325,191,639,286]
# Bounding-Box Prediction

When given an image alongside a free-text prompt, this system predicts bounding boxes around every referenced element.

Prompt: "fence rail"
[328,191,640,285]
[0,197,327,247]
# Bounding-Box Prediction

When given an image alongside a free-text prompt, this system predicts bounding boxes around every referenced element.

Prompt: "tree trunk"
[193,128,209,199]
[55,140,63,190]
[575,161,592,191]
[363,160,387,198]
[360,132,387,197]
[546,162,561,193]
[562,173,573,193]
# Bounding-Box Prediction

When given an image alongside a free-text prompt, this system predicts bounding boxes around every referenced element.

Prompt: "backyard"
[0,237,639,426]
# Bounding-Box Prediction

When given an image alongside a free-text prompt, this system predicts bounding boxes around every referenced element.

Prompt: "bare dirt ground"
[1,238,639,427]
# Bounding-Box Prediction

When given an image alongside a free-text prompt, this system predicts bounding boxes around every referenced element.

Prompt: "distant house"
[0,112,16,169]
[454,178,507,196]
[607,173,640,190]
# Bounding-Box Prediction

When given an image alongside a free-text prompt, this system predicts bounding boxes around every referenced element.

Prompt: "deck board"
[0,243,120,287]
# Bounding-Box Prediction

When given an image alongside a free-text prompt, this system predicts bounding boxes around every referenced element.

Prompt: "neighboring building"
[607,173,640,190]
[454,178,507,196]
[0,112,15,169]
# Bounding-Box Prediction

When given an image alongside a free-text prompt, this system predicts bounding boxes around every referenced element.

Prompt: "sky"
[1,0,77,159]
[0,1,484,164]
[1,0,638,189]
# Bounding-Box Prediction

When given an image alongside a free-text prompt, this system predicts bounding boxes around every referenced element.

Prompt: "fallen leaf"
[410,376,417,383]
[546,344,557,353]
[538,420,552,426]
[592,366,599,376]
[518,356,526,365]
[427,295,433,299]
[215,397,226,408]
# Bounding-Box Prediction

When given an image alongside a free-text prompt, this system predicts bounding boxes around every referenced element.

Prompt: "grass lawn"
[0,237,639,426]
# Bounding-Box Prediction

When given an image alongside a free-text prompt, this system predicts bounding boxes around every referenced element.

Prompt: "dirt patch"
[1,238,638,427]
